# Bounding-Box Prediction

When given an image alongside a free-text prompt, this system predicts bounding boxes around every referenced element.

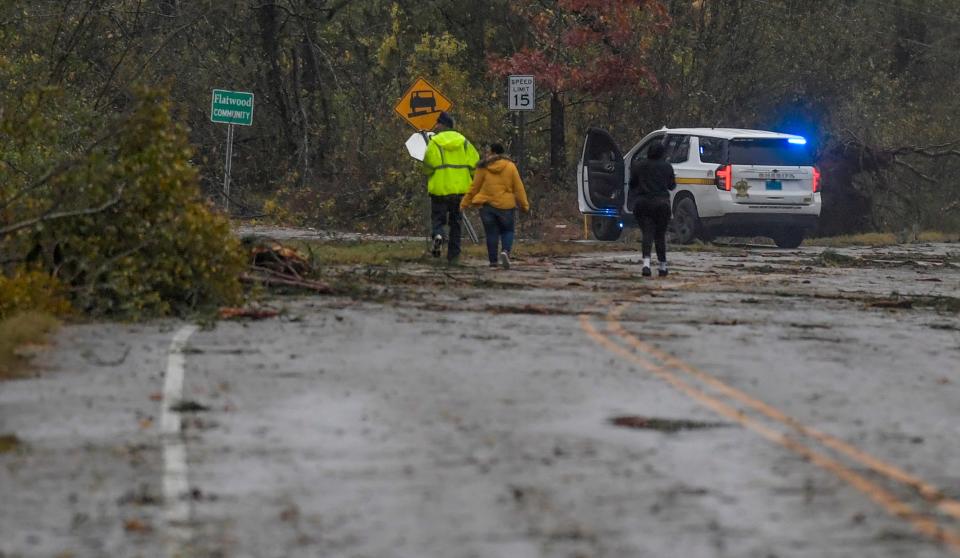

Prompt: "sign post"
[211,89,254,213]
[508,75,535,176]
[393,78,453,131]
[223,124,234,212]
[394,78,480,246]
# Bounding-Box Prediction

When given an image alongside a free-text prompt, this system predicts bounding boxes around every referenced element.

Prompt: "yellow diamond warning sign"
[394,78,453,131]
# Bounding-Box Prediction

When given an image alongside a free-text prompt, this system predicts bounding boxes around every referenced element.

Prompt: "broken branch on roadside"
[241,272,332,294]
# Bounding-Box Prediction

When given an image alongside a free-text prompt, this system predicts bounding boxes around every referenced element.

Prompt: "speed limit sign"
[508,75,535,111]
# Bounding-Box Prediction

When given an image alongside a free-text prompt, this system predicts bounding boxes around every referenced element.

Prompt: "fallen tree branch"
[0,118,117,213]
[0,196,122,238]
[248,264,310,282]
[218,306,280,320]
[892,159,937,183]
[890,143,960,158]
[241,272,333,294]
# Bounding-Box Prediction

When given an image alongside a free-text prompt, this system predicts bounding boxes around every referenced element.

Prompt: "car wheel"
[772,228,805,249]
[591,216,622,241]
[671,197,700,245]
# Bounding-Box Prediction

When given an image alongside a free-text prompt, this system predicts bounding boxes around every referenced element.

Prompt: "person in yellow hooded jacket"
[422,112,480,263]
[460,143,530,269]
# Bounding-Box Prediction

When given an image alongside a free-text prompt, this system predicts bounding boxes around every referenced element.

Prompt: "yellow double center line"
[580,302,960,553]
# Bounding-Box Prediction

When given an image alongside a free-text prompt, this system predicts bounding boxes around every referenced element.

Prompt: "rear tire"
[772,228,805,249]
[671,197,700,245]
[591,216,622,241]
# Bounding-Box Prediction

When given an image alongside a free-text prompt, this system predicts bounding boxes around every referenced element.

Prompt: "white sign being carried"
[404,131,435,162]
[508,75,535,111]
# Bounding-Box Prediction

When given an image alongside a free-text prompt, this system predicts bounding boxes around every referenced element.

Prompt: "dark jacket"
[629,158,676,207]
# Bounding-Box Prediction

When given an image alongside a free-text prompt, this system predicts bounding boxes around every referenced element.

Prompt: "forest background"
[2,0,960,318]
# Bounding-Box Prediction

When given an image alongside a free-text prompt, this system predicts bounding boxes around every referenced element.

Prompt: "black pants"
[479,205,515,264]
[430,194,464,261]
[634,197,671,262]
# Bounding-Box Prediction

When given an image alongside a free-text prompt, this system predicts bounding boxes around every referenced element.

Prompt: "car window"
[595,150,616,162]
[587,132,619,162]
[728,138,814,166]
[664,135,690,163]
[632,135,665,165]
[698,137,726,164]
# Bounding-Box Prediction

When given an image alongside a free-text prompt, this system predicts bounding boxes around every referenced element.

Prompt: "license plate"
[766,180,782,191]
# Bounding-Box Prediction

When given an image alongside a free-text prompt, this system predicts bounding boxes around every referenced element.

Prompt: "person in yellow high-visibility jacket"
[422,112,479,263]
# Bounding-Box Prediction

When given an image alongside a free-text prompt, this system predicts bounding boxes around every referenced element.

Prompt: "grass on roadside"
[268,231,960,273]
[808,231,960,247]
[0,313,60,380]
[291,239,631,267]
[0,433,23,454]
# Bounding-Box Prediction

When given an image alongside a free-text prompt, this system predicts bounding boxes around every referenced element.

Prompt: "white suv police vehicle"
[577,127,822,248]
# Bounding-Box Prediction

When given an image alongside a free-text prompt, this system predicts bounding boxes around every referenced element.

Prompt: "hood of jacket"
[478,155,510,173]
[432,130,467,151]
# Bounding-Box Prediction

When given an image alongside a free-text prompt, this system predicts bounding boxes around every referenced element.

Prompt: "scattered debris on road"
[868,298,914,310]
[170,400,211,413]
[242,239,333,294]
[486,304,578,315]
[250,241,310,276]
[609,416,731,432]
[117,485,161,507]
[122,518,153,534]
[0,433,23,453]
[218,306,281,320]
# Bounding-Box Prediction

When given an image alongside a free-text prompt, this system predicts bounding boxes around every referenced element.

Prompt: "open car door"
[577,128,624,215]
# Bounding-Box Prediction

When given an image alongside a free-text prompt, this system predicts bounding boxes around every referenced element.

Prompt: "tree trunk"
[550,92,566,183]
[257,1,295,154]
[300,32,331,171]
[818,147,874,235]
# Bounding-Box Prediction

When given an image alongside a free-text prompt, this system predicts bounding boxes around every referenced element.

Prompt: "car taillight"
[812,167,821,193]
[715,165,732,191]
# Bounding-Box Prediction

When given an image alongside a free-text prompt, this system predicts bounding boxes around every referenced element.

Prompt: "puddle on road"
[609,415,731,433]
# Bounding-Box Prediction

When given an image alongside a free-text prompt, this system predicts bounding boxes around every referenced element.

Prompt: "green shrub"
[0,312,59,379]
[1,88,245,318]
[0,269,71,319]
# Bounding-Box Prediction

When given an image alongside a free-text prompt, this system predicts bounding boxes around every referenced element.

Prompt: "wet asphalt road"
[1,242,959,558]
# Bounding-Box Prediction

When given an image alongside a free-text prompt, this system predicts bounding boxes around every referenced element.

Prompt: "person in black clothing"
[629,142,676,277]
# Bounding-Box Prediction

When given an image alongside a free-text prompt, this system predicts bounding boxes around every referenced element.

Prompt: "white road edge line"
[161,324,199,550]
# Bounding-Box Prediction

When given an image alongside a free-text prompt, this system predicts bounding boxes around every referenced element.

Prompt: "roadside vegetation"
[0,87,246,320]
[291,239,630,267]
[0,313,60,380]
[227,237,636,303]
[808,231,960,247]
[1,51,246,374]
[4,1,960,239]
[2,1,960,349]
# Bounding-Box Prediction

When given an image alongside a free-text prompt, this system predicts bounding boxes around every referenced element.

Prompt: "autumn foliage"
[1,0,959,250]
[488,0,668,95]
[487,0,669,179]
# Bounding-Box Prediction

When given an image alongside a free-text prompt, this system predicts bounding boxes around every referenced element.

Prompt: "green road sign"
[211,89,254,126]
